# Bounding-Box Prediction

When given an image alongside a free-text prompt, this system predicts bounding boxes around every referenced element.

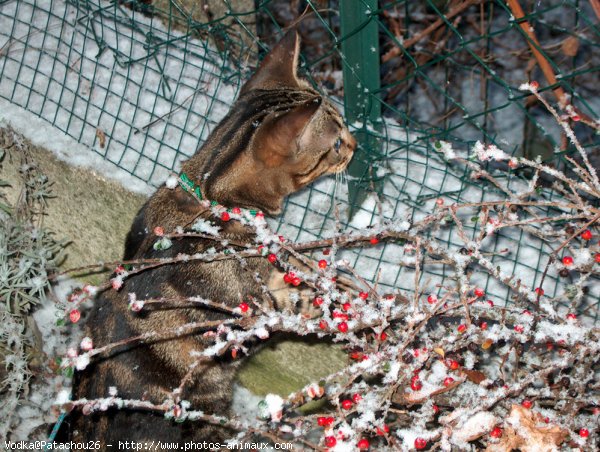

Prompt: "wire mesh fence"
[0,0,598,320]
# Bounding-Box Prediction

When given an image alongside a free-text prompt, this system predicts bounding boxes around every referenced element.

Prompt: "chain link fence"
[1,0,598,320]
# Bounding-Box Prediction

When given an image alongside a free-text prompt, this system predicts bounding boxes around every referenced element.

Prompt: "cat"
[70,31,355,447]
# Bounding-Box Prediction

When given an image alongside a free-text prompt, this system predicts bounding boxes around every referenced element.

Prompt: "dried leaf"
[95,128,106,148]
[461,369,487,384]
[482,338,494,350]
[434,347,445,357]
[485,405,569,452]
[561,36,579,57]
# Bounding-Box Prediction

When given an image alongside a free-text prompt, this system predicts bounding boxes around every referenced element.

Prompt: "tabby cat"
[71,31,355,446]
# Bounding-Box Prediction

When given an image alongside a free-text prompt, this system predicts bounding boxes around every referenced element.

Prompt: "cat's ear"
[253,100,321,167]
[240,31,302,94]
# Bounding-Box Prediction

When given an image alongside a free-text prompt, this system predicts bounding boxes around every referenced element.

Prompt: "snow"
[451,411,497,445]
[262,393,284,423]
[8,277,85,441]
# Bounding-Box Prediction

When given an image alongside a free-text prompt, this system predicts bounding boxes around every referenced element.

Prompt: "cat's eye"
[334,137,342,153]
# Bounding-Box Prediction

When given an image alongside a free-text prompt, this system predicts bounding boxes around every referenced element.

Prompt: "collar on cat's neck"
[178,172,264,220]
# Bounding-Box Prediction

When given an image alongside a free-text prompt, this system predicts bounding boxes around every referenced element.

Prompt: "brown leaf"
[485,405,569,452]
[461,368,487,384]
[482,338,494,350]
[95,128,106,148]
[561,36,579,57]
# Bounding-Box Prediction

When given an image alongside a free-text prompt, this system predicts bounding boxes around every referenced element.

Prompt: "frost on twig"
[55,96,599,450]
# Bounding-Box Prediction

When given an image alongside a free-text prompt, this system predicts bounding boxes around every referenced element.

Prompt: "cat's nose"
[343,130,357,153]
[347,133,357,151]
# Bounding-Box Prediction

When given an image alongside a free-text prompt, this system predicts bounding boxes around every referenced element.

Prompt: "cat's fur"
[71,31,355,446]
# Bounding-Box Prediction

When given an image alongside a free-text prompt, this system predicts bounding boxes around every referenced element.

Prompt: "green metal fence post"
[340,0,382,219]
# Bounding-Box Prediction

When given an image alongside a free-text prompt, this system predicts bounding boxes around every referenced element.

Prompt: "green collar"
[178,172,262,218]
[179,172,203,200]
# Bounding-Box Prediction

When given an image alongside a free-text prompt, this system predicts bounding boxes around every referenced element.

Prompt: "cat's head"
[183,31,356,216]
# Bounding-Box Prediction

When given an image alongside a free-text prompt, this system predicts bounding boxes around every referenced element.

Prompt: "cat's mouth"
[331,149,354,173]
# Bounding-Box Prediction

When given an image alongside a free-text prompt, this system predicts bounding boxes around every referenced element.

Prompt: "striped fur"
[70,31,355,447]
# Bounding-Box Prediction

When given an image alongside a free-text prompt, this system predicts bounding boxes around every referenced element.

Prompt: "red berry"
[522,309,531,316]
[521,399,532,409]
[474,287,485,297]
[535,287,544,296]
[379,331,388,341]
[427,294,437,304]
[414,438,427,450]
[220,212,230,222]
[292,277,301,286]
[333,311,349,320]
[566,313,577,320]
[232,207,241,214]
[446,359,460,370]
[369,237,379,245]
[562,256,573,266]
[595,253,600,263]
[410,378,422,391]
[352,393,362,403]
[436,198,444,206]
[337,322,348,333]
[325,436,336,447]
[579,428,589,438]
[323,248,330,255]
[256,211,264,218]
[376,425,390,435]
[490,427,502,438]
[283,273,292,284]
[267,253,277,264]
[433,405,439,414]
[69,309,81,323]
[581,229,592,240]
[313,297,324,307]
[514,325,524,333]
[359,291,368,300]
[317,416,327,427]
[153,226,164,236]
[341,399,353,410]
[572,114,581,122]
[239,302,249,313]
[319,320,327,330]
[443,377,455,387]
[318,259,327,269]
[530,80,539,89]
[487,300,494,307]
[357,438,370,450]
[480,321,488,330]
[342,302,351,311]
[457,324,467,333]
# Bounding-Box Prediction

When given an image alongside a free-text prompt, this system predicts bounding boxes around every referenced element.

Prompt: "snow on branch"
[55,91,599,451]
